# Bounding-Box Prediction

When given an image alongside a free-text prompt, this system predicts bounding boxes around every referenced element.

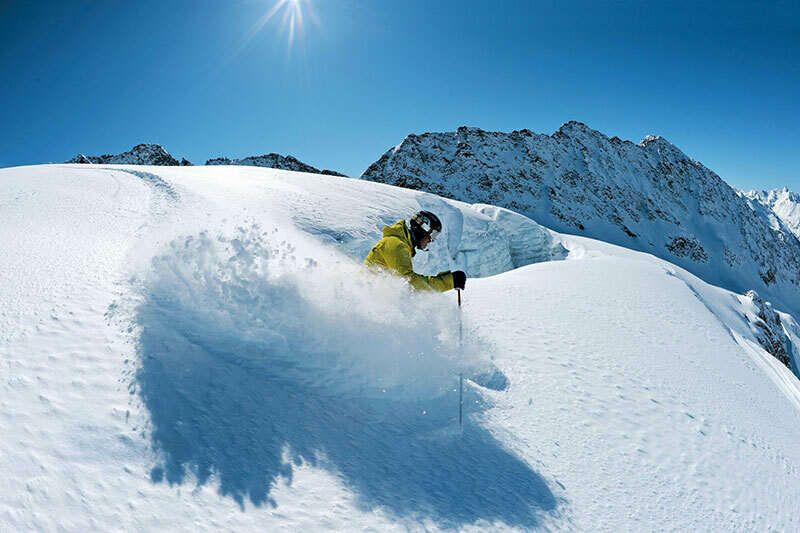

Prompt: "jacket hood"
[382,219,415,255]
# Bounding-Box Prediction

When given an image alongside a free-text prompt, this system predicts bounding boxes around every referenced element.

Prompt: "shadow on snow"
[133,231,558,529]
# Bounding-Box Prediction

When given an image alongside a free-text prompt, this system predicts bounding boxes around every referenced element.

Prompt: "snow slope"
[1,164,799,531]
[361,123,800,317]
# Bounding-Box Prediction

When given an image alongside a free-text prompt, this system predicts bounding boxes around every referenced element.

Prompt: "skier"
[364,210,467,292]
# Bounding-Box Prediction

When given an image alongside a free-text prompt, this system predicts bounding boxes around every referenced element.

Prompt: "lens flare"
[211,0,318,84]
[242,0,315,53]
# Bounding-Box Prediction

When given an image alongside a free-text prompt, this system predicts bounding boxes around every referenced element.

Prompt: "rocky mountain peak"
[556,120,598,136]
[361,123,800,315]
[70,154,93,164]
[66,144,190,166]
[205,153,346,177]
[743,290,796,370]
[639,134,688,159]
[742,187,800,240]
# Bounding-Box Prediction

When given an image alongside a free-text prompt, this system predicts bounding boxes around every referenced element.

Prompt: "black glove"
[452,270,467,290]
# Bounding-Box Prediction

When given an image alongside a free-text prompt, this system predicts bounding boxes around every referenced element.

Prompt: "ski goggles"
[428,229,440,241]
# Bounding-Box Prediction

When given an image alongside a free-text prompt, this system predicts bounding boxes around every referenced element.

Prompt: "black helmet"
[410,210,442,251]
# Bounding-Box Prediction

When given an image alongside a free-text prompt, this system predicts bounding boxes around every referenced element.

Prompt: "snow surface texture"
[206,153,346,176]
[361,122,800,317]
[743,187,800,240]
[1,164,799,531]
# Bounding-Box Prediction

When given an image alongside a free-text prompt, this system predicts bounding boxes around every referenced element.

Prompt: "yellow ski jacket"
[364,219,455,292]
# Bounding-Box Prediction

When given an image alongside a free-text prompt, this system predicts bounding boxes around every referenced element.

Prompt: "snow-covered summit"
[206,153,346,176]
[66,143,191,166]
[361,122,800,315]
[742,187,800,240]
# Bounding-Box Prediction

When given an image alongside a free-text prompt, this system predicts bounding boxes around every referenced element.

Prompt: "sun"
[245,0,315,52]
[283,0,303,48]
[218,0,318,75]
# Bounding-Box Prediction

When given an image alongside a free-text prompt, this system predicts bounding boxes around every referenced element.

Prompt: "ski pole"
[457,288,463,427]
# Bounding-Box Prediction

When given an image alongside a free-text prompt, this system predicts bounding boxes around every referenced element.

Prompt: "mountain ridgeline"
[743,188,800,240]
[206,153,346,176]
[361,122,800,316]
[67,144,192,166]
[67,145,346,176]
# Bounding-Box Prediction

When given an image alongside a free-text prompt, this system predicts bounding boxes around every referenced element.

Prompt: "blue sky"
[1,0,797,190]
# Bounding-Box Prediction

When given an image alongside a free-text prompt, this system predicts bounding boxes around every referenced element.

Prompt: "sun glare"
[243,0,316,53]
[214,0,318,81]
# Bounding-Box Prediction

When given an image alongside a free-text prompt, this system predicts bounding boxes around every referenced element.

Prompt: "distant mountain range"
[206,153,346,176]
[66,144,346,176]
[742,188,800,240]
[360,122,800,316]
[67,144,192,166]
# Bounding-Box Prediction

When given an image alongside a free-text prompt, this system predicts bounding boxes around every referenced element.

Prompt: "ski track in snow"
[120,169,180,206]
[1,164,799,531]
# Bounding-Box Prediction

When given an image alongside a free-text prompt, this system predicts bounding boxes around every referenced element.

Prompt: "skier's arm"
[385,238,454,292]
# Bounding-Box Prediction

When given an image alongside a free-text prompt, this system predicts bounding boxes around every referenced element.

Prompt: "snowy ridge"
[1,164,799,531]
[206,153,346,176]
[742,187,800,240]
[64,145,348,176]
[66,143,191,166]
[361,122,800,316]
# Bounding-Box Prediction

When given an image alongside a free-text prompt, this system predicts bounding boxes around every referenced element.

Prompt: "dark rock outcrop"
[206,153,346,176]
[66,144,187,166]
